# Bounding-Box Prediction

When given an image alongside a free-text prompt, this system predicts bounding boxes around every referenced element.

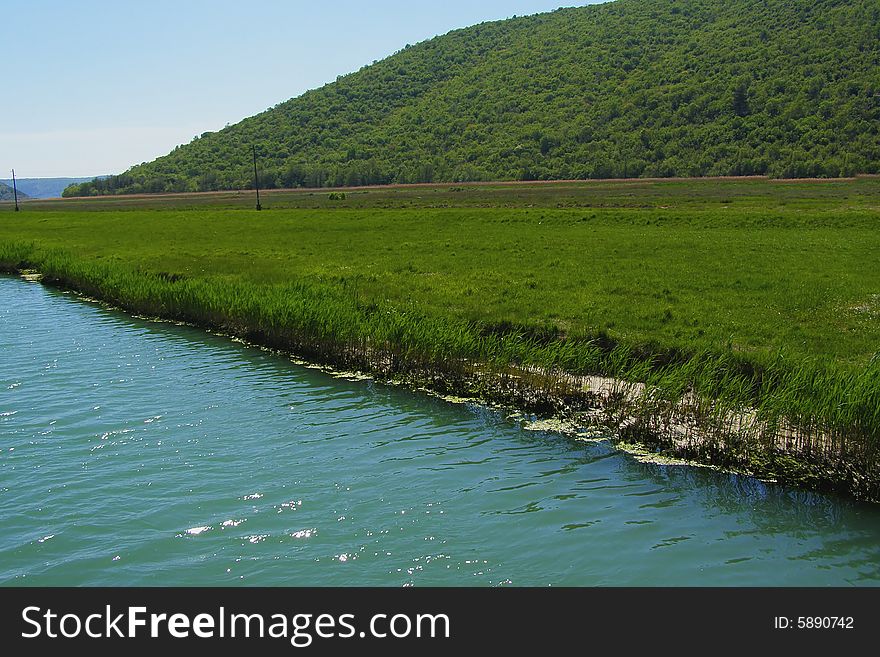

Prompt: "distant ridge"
[0,182,29,201]
[66,0,880,196]
[2,177,101,199]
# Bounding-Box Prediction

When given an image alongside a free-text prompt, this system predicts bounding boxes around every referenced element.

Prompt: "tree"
[733,82,750,117]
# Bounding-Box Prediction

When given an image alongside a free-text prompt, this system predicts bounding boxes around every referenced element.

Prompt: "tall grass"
[2,240,878,501]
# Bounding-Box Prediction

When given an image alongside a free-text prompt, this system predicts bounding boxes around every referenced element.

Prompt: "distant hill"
[65,0,880,196]
[1,177,100,199]
[0,182,29,201]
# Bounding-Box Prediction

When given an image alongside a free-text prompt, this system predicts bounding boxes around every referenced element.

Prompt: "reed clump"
[2,241,878,501]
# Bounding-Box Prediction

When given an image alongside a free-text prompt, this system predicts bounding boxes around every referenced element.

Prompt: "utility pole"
[252,145,262,211]
[11,169,19,211]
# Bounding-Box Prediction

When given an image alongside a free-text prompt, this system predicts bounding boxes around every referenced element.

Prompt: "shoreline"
[5,270,748,480]
[5,265,877,504]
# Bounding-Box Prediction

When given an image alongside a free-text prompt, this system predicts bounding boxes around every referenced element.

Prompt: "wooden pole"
[252,146,262,211]
[12,169,19,211]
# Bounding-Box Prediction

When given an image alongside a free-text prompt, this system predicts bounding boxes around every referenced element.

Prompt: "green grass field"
[2,178,879,498]
[5,178,880,364]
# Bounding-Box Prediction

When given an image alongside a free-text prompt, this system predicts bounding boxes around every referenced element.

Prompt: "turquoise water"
[1,275,878,586]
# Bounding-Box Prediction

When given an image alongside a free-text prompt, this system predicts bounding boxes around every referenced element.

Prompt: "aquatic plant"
[2,239,878,501]
[3,178,879,499]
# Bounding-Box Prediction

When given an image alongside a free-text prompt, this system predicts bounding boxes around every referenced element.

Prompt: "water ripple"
[2,276,880,586]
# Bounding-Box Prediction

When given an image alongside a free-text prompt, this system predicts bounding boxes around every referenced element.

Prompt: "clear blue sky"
[2,0,603,178]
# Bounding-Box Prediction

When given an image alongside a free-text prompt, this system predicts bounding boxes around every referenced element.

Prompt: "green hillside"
[65,0,880,196]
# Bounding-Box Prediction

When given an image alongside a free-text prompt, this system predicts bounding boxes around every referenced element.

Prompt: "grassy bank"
[2,179,879,499]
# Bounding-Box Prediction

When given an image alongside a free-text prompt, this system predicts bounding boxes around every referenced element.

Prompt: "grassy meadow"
[2,178,879,498]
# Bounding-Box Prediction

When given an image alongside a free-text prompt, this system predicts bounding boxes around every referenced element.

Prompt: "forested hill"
[65,0,880,196]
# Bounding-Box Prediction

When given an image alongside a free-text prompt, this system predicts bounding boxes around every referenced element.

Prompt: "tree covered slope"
[66,0,880,196]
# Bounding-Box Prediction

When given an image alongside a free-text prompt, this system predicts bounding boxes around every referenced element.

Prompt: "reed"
[2,240,878,501]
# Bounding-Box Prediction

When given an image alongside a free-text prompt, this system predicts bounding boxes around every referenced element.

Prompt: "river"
[1,276,878,586]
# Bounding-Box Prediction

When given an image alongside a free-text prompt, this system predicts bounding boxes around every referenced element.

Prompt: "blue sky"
[2,0,602,178]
